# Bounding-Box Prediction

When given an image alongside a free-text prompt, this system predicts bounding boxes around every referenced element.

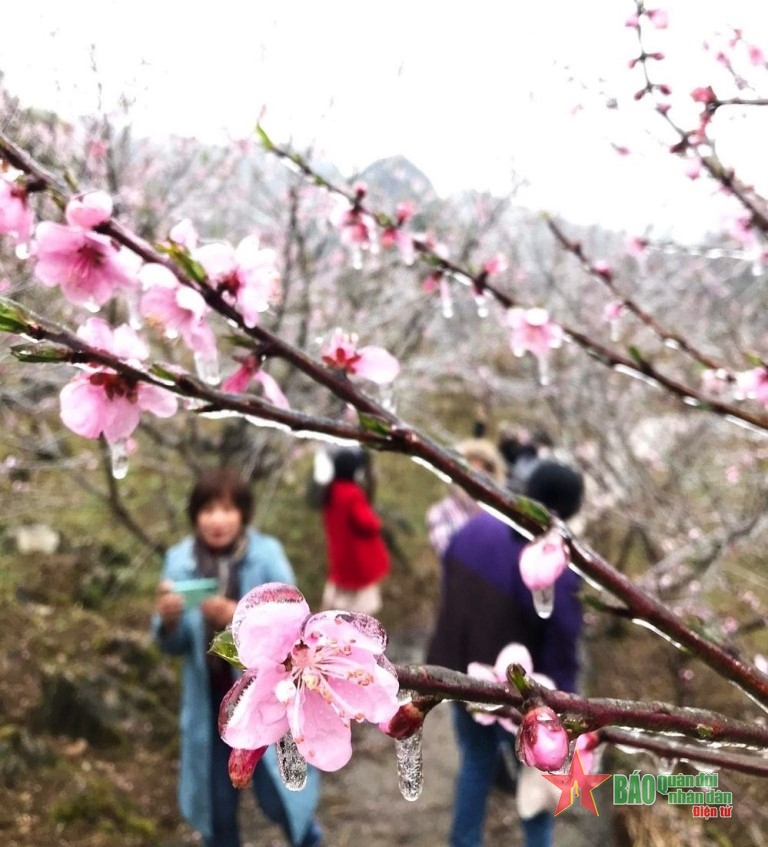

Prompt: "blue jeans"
[205,717,323,847]
[450,704,554,847]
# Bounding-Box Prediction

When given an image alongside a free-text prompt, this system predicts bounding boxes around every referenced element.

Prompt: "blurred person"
[426,439,506,559]
[426,460,585,847]
[153,468,323,847]
[321,447,390,615]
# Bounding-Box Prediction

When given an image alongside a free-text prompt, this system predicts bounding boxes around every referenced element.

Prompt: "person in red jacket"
[321,447,390,615]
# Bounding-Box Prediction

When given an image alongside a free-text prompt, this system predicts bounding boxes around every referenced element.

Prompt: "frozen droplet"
[109,439,129,479]
[194,351,221,385]
[663,337,681,350]
[125,290,143,330]
[532,587,554,619]
[350,246,363,271]
[609,319,620,343]
[378,383,397,413]
[395,727,423,801]
[439,279,453,318]
[14,242,30,260]
[474,292,489,318]
[536,356,550,387]
[658,756,678,772]
[276,732,307,791]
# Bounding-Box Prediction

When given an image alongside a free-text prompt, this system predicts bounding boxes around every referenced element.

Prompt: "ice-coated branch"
[395,663,768,754]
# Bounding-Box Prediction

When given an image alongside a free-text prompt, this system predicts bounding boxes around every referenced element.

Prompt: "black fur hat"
[525,460,584,520]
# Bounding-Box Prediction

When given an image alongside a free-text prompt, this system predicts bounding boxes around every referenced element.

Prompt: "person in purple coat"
[427,460,585,847]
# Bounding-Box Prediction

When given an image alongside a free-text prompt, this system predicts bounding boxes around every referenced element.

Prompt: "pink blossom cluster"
[60,317,177,443]
[218,582,400,774]
[466,643,555,733]
[320,328,400,384]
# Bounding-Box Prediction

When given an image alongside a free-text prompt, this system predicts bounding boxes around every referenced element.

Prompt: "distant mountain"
[357,155,439,205]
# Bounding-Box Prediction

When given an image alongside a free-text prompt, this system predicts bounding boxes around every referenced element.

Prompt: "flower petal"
[219,667,290,750]
[290,687,353,771]
[354,346,400,384]
[232,583,309,667]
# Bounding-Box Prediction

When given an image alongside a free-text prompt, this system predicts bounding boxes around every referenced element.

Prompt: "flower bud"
[515,706,569,771]
[228,746,267,788]
[379,696,436,740]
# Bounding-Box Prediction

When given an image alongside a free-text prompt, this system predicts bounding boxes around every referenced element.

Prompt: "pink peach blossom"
[222,355,290,409]
[506,307,563,360]
[735,368,768,405]
[466,643,555,733]
[320,328,400,384]
[168,217,199,250]
[646,8,669,29]
[691,86,717,105]
[219,582,399,772]
[747,43,765,66]
[192,236,280,328]
[139,262,216,358]
[59,318,177,443]
[482,254,508,276]
[0,175,34,247]
[381,227,415,265]
[519,529,569,592]
[34,221,138,308]
[65,190,113,229]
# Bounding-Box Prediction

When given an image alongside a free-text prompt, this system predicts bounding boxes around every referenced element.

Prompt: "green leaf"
[155,243,208,285]
[208,629,245,670]
[255,123,274,150]
[149,363,180,384]
[627,345,644,366]
[357,412,391,437]
[0,297,34,334]
[10,342,72,363]
[514,496,550,526]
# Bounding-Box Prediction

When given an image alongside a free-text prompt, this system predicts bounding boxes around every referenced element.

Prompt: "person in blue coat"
[153,467,323,847]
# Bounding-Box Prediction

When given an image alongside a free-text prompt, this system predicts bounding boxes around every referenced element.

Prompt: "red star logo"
[541,750,611,815]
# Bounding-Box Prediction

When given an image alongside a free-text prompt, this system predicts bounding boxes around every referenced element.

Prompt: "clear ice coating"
[474,292,489,318]
[395,727,424,801]
[109,438,129,479]
[194,350,221,385]
[532,586,554,619]
[277,732,308,791]
[378,383,397,413]
[537,356,551,387]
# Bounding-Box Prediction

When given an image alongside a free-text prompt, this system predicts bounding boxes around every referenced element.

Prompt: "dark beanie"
[333,448,364,481]
[525,460,584,521]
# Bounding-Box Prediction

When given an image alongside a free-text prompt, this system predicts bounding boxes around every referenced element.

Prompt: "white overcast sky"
[4,1,768,238]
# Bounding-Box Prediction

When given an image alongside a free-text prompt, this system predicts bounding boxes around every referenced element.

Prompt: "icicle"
[109,438,129,479]
[194,351,221,385]
[536,355,551,387]
[609,318,621,343]
[276,732,307,791]
[378,383,397,413]
[532,586,554,619]
[395,727,423,801]
[125,289,143,330]
[658,756,678,772]
[474,291,489,318]
[439,279,453,318]
[349,245,363,271]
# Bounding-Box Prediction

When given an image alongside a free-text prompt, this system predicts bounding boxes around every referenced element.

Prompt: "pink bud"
[516,706,569,771]
[228,746,267,788]
[379,699,431,740]
[519,529,569,591]
[691,86,717,104]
